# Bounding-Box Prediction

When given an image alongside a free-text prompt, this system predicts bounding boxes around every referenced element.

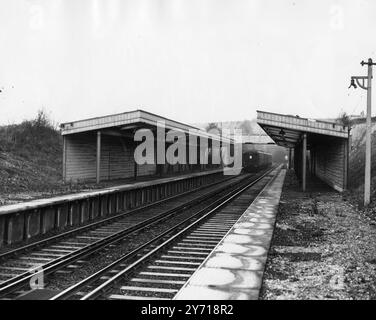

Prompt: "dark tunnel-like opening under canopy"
[257,110,350,192]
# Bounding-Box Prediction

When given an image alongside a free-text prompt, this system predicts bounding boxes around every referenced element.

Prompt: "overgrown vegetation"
[336,111,351,127]
[238,119,256,135]
[0,110,147,204]
[0,110,62,166]
[205,122,222,134]
[0,110,63,200]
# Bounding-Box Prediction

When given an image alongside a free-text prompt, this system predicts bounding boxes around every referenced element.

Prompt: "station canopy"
[256,110,349,148]
[60,109,233,143]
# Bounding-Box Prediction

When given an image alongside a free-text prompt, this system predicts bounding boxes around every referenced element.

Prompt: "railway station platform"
[174,168,286,300]
[0,109,242,247]
[0,168,227,247]
[257,110,349,193]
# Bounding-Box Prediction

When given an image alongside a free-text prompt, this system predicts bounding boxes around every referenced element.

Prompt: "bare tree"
[336,111,351,127]
[206,122,222,134]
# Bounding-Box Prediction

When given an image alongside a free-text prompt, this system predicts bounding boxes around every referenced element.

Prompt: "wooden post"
[288,148,292,169]
[96,131,101,184]
[186,133,190,172]
[302,133,307,192]
[292,148,295,171]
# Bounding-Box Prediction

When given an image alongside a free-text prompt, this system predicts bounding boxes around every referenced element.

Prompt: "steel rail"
[0,172,255,297]
[78,167,278,300]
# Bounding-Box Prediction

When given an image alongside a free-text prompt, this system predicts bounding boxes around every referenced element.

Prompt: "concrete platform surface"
[174,169,286,300]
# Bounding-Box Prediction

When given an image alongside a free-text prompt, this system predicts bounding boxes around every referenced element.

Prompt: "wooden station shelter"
[257,110,350,192]
[60,110,230,183]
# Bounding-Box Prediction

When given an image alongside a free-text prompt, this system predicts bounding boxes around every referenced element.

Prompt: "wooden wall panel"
[64,132,221,182]
[137,163,157,177]
[315,139,346,192]
[100,136,134,180]
[65,134,96,181]
[65,133,136,181]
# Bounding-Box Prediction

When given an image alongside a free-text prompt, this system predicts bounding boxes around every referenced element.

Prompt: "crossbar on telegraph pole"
[349,58,376,206]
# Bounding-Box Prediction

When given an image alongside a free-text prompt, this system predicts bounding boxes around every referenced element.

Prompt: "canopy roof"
[257,110,349,148]
[61,109,232,143]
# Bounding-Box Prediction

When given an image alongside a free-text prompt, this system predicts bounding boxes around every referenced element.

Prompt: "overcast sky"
[0,0,376,125]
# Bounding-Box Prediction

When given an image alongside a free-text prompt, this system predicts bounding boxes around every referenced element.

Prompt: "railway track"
[50,166,279,300]
[0,170,265,299]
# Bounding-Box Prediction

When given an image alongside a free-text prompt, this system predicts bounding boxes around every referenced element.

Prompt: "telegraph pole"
[365,59,373,206]
[349,58,376,206]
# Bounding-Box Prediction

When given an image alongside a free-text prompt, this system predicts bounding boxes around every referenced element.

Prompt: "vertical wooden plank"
[96,131,101,184]
[134,161,138,179]
[0,216,5,247]
[134,143,138,180]
[62,136,67,182]
[302,133,307,192]
[343,139,348,190]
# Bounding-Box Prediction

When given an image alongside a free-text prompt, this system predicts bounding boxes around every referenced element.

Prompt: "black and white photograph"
[0,0,376,307]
